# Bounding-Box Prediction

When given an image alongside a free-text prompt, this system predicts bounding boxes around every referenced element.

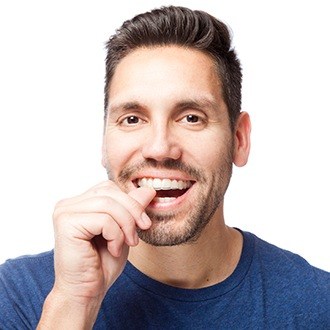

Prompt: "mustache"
[117,159,206,183]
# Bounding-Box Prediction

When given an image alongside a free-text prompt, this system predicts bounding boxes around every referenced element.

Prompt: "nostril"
[142,151,182,162]
[141,134,182,161]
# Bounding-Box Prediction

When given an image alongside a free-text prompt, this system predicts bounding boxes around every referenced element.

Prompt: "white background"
[0,0,329,270]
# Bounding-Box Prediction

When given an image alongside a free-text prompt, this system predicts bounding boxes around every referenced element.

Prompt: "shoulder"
[0,250,54,289]
[249,231,329,281]
[243,231,330,325]
[0,251,54,328]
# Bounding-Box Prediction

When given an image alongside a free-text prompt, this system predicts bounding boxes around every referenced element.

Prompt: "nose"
[141,123,182,162]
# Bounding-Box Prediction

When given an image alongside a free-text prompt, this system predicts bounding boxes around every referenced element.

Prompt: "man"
[0,5,329,329]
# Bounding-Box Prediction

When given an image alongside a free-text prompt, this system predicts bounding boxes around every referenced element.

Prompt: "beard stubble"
[110,143,233,247]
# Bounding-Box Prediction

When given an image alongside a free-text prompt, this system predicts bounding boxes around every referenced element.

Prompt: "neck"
[128,209,243,289]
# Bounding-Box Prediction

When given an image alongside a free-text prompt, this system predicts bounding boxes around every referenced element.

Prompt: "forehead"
[108,46,223,110]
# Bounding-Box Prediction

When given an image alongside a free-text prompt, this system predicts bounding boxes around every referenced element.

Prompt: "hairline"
[104,45,229,123]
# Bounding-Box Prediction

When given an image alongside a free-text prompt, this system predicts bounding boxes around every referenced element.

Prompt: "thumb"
[128,187,156,208]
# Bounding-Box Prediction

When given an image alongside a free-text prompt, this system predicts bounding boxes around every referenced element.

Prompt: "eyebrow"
[108,96,220,116]
[108,102,143,117]
[175,97,219,112]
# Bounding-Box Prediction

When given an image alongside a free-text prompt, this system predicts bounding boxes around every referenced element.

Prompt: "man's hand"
[38,180,156,328]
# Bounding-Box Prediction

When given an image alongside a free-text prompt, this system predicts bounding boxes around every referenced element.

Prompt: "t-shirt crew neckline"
[123,229,254,302]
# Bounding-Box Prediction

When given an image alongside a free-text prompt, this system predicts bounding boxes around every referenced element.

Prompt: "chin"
[137,212,206,247]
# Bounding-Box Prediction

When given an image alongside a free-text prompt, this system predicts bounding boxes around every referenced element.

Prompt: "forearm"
[37,289,103,329]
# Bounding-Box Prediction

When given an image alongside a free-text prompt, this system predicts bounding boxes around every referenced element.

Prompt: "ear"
[233,112,251,167]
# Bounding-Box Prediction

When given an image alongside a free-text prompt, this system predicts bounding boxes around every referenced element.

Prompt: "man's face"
[103,46,235,246]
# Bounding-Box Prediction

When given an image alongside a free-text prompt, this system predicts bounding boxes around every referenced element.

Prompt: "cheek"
[104,132,140,173]
[185,131,231,169]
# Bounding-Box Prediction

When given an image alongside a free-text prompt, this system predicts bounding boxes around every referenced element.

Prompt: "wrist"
[38,288,104,329]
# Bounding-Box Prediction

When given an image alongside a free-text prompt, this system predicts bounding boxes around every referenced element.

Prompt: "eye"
[179,114,205,125]
[185,114,200,123]
[126,116,139,124]
[120,115,145,126]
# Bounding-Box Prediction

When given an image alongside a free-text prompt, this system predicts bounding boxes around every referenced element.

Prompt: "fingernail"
[141,212,151,227]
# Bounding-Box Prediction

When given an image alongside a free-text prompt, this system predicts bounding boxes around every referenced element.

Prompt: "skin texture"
[38,46,251,327]
[104,47,235,247]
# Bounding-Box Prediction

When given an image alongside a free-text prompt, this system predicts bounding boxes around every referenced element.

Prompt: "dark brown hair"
[104,6,242,129]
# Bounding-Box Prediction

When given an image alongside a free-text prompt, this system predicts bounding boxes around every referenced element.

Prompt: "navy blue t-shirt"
[0,231,329,329]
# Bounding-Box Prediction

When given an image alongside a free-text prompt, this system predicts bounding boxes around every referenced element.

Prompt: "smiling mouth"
[136,178,194,203]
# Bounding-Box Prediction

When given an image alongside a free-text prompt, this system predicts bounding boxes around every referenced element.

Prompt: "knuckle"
[55,198,67,208]
[97,180,118,191]
[120,214,135,229]
[52,207,61,220]
[53,201,69,220]
[94,196,114,209]
[113,230,124,242]
[53,212,70,223]
[90,187,103,196]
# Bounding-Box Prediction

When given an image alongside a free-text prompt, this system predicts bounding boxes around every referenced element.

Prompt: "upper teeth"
[137,178,192,190]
